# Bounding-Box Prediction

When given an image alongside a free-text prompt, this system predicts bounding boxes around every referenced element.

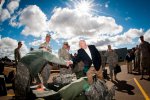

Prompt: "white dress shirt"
[84,46,94,66]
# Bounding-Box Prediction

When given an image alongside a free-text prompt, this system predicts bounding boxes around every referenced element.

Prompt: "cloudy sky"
[0,0,150,59]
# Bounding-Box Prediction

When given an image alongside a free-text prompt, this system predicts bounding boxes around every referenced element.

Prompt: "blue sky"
[0,0,150,59]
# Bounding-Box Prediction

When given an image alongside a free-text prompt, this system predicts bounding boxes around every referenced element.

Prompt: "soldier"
[39,33,52,85]
[105,45,118,81]
[58,42,72,74]
[139,35,150,80]
[14,49,71,99]
[58,42,71,60]
[134,45,140,74]
[39,33,52,52]
[14,41,22,64]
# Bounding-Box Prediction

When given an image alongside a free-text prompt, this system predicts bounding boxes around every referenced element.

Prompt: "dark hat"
[63,42,69,45]
[46,33,51,37]
[140,35,143,38]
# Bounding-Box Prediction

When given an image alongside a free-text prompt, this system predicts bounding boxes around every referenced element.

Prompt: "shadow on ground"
[112,80,135,95]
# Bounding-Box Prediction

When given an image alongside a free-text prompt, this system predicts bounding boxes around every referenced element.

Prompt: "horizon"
[0,0,150,59]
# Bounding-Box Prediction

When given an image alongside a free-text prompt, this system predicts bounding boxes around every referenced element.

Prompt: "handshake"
[66,60,73,67]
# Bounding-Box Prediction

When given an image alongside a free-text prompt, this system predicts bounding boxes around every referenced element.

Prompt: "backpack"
[85,79,115,100]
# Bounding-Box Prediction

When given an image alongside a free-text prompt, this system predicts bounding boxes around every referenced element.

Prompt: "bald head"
[79,40,87,49]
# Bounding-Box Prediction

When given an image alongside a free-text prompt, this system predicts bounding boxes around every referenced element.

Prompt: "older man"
[139,35,150,80]
[72,40,102,84]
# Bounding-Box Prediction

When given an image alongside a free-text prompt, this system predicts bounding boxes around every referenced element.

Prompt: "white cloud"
[9,14,19,27]
[49,7,123,39]
[0,9,10,22]
[48,7,124,52]
[0,37,29,60]
[29,39,44,47]
[144,29,150,42]
[124,28,144,39]
[0,0,5,10]
[19,5,48,37]
[107,28,145,47]
[7,0,20,14]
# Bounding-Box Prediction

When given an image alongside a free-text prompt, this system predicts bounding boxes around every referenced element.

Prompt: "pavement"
[0,64,150,100]
[105,64,150,100]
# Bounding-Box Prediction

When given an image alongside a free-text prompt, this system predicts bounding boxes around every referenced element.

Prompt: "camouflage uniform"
[39,42,52,53]
[58,47,72,74]
[139,41,150,74]
[134,48,140,72]
[14,48,21,64]
[15,50,66,99]
[39,42,52,84]
[105,50,118,79]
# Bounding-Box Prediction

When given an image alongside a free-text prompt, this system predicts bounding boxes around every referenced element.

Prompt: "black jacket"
[73,45,101,71]
[125,54,132,62]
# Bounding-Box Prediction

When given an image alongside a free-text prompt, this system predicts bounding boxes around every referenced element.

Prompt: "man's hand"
[66,60,73,66]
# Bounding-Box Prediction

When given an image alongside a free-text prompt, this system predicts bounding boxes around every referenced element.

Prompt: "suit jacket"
[73,45,101,71]
[125,54,132,62]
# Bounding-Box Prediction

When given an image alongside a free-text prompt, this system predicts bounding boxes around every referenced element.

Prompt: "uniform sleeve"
[114,51,118,63]
[58,49,62,58]
[14,49,18,62]
[39,43,44,48]
[44,51,66,66]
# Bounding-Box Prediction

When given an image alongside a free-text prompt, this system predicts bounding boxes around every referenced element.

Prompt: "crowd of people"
[125,36,150,80]
[13,33,115,100]
[0,33,150,100]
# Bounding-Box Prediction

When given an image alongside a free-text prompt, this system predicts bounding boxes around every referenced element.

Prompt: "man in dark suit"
[73,40,102,84]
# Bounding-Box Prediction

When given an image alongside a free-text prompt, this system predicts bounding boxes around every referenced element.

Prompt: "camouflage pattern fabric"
[15,50,67,99]
[15,62,30,99]
[39,42,52,53]
[53,74,77,84]
[85,79,115,100]
[60,67,72,75]
[41,63,52,85]
[58,48,71,61]
[139,41,150,69]
[58,47,72,74]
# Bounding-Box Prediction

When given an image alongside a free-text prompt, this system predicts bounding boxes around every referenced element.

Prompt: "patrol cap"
[63,42,69,45]
[140,35,143,38]
[46,33,51,37]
